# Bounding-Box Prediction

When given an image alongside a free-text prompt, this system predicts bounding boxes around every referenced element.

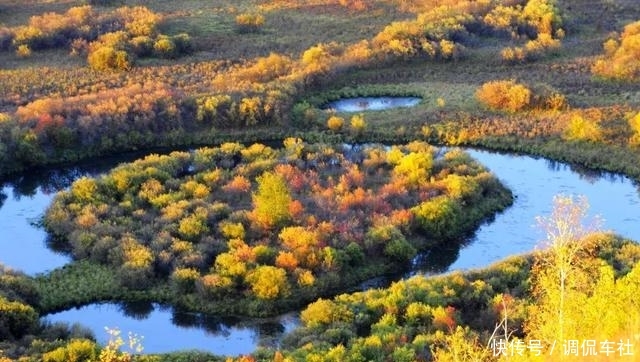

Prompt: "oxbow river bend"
[1,147,640,355]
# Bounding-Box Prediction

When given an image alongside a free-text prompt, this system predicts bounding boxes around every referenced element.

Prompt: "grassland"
[0,0,639,179]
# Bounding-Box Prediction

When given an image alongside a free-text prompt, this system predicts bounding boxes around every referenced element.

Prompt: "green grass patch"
[35,261,123,314]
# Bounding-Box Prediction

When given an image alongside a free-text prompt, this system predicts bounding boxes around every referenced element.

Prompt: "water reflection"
[120,301,155,320]
[0,185,69,275]
[544,158,629,185]
[45,303,299,355]
[412,242,462,275]
[0,191,6,210]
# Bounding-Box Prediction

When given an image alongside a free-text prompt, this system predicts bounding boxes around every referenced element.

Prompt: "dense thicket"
[43,141,512,315]
[249,232,640,362]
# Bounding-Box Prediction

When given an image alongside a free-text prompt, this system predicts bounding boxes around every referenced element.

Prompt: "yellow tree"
[251,171,292,229]
[527,194,601,345]
[246,265,289,299]
[393,151,433,188]
[563,113,602,142]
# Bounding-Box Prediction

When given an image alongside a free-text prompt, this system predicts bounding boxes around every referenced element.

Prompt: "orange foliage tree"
[475,79,532,113]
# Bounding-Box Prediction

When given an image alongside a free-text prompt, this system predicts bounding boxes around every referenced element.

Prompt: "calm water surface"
[324,97,421,112]
[0,185,68,275]
[1,147,640,354]
[45,303,299,355]
[444,149,640,272]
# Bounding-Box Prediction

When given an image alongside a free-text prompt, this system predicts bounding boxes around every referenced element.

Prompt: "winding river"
[2,146,640,355]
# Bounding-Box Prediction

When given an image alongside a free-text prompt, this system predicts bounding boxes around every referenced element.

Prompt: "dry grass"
[122,0,408,61]
[0,0,80,26]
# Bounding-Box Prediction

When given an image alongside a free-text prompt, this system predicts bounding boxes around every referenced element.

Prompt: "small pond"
[2,146,640,354]
[323,97,421,112]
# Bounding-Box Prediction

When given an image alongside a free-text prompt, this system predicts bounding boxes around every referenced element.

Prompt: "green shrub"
[0,296,38,340]
[171,268,200,293]
[412,196,462,240]
[172,33,194,54]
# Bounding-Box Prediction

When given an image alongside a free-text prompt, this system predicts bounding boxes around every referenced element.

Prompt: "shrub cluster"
[476,79,532,113]
[0,5,194,71]
[370,2,479,61]
[367,0,564,64]
[0,0,570,177]
[0,266,39,341]
[475,79,567,113]
[4,6,156,52]
[0,59,295,175]
[592,20,640,81]
[484,0,564,62]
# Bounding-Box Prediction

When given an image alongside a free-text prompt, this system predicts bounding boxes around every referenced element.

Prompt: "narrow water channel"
[1,147,639,355]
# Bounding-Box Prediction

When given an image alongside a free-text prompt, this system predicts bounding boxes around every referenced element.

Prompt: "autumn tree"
[327,115,344,131]
[251,171,292,229]
[246,265,289,299]
[412,196,462,240]
[563,112,603,142]
[70,177,98,202]
[527,194,601,345]
[87,45,131,71]
[475,79,531,112]
[350,114,367,134]
[393,152,433,188]
[628,112,640,145]
[592,21,640,81]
